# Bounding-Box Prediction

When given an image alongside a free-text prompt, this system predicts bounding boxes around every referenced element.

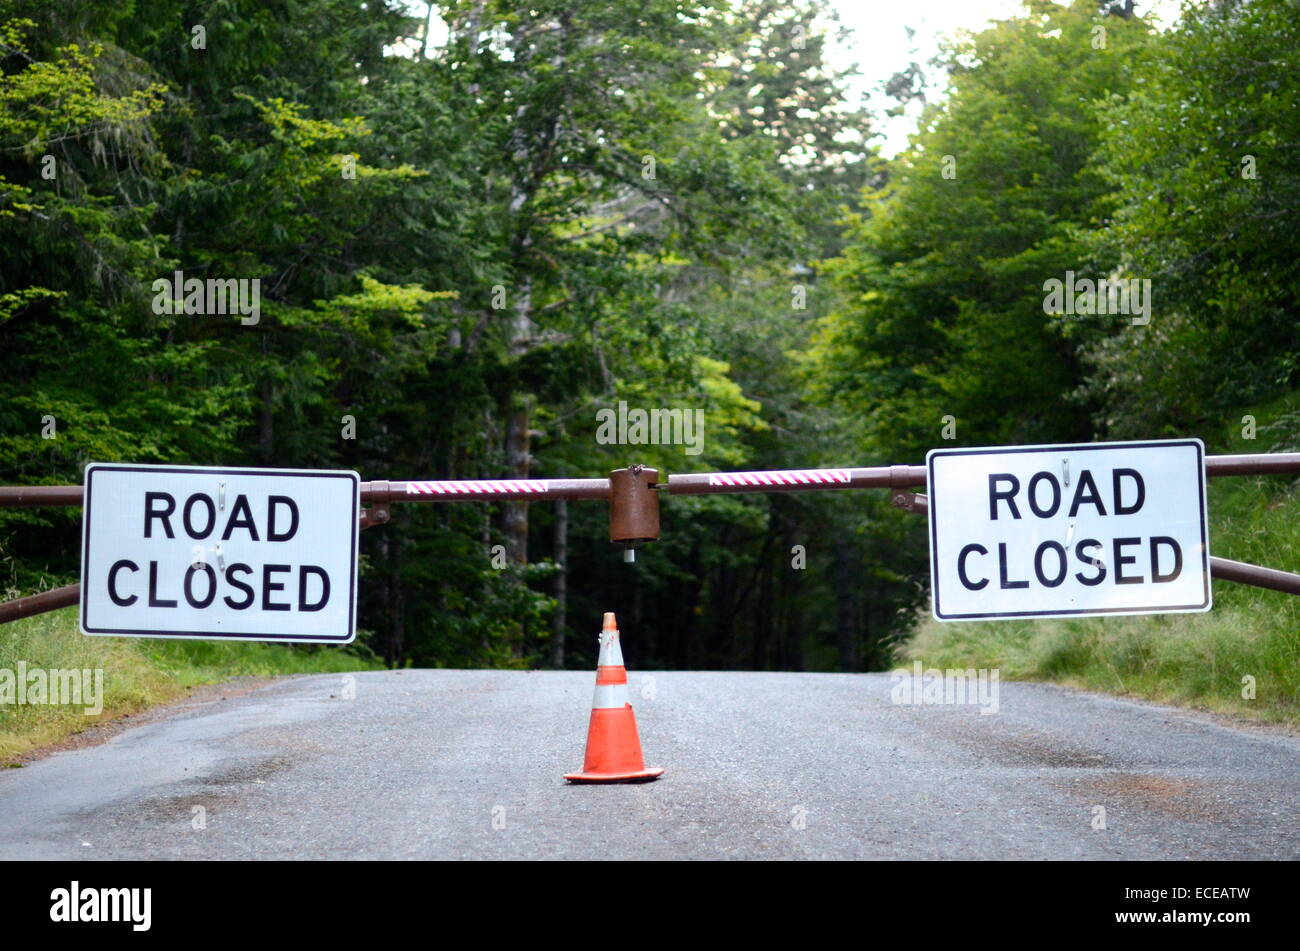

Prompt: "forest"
[1,0,1297,674]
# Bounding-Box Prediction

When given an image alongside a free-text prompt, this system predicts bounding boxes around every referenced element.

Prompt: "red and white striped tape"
[706,468,851,487]
[405,479,550,496]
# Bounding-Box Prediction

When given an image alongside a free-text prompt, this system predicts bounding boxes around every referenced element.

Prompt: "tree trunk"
[390,531,406,665]
[754,542,774,669]
[502,400,531,565]
[834,539,857,672]
[550,498,568,667]
[258,381,274,464]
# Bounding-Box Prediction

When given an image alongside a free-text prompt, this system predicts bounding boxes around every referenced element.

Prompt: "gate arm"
[0,584,79,624]
[5,452,1300,623]
[0,477,618,508]
[666,464,926,494]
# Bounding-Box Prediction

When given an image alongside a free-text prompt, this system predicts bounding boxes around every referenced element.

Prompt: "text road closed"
[81,464,359,642]
[927,440,1210,621]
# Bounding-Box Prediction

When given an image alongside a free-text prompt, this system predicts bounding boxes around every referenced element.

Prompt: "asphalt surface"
[1,670,1297,859]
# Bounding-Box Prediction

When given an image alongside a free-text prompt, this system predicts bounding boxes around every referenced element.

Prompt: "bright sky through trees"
[823,0,1183,155]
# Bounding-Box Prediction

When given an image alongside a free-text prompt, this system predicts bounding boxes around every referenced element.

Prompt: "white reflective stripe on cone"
[592,683,629,709]
[596,631,625,668]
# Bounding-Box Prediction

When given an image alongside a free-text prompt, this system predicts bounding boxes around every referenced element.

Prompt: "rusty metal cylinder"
[608,466,659,545]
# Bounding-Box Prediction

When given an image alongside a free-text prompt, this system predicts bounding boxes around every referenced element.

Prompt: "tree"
[432,0,800,573]
[1082,0,1300,437]
[810,0,1155,462]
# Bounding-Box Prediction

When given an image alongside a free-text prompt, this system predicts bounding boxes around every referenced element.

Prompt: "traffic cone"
[564,612,664,783]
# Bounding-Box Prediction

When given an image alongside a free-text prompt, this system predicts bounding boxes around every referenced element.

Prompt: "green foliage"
[1081,0,1300,436]
[905,468,1300,725]
[0,606,380,761]
[6,0,1293,692]
[812,0,1157,460]
[0,0,888,673]
[808,0,1300,690]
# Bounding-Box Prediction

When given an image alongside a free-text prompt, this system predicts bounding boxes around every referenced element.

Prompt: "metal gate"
[3,450,1300,624]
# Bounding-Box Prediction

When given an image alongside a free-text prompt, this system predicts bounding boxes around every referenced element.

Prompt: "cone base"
[564,766,664,784]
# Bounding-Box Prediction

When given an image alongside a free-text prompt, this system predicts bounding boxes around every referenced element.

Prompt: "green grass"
[0,607,382,761]
[903,468,1300,726]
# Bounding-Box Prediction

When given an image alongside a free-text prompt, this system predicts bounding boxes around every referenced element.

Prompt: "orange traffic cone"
[565,612,664,783]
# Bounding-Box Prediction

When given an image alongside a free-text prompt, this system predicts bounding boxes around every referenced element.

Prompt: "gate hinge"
[360,501,391,530]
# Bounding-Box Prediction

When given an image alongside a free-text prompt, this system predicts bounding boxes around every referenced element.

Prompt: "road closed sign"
[81,464,360,642]
[927,440,1210,621]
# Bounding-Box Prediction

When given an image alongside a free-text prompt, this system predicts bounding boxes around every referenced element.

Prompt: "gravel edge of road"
[6,674,294,767]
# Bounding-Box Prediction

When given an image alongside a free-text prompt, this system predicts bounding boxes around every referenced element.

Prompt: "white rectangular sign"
[81,464,360,642]
[927,440,1210,621]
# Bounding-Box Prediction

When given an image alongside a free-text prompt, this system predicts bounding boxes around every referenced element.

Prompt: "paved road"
[1,670,1297,859]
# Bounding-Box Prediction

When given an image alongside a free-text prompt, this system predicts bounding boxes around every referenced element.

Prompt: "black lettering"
[221,494,259,541]
[1150,536,1183,583]
[262,564,291,611]
[148,560,177,608]
[1028,472,1061,518]
[989,474,1021,520]
[298,565,331,611]
[1034,541,1068,587]
[1113,468,1145,515]
[223,564,255,610]
[107,559,139,606]
[183,493,216,539]
[957,544,988,590]
[1113,537,1143,584]
[144,492,175,539]
[998,542,1029,589]
[1068,470,1107,517]
[1074,540,1107,586]
[183,563,217,609]
[267,496,299,542]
